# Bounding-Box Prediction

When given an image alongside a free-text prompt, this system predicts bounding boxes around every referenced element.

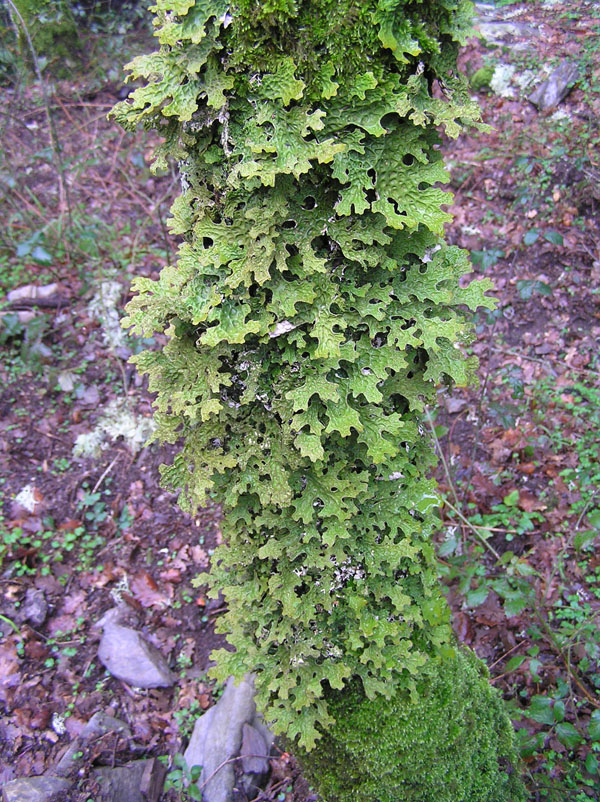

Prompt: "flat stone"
[240,722,270,796]
[444,397,468,415]
[477,20,538,44]
[528,61,579,110]
[240,722,269,775]
[54,712,132,776]
[82,711,132,740]
[21,589,47,629]
[0,310,36,324]
[140,758,167,802]
[250,713,275,754]
[1,775,70,802]
[184,676,257,802]
[93,761,151,802]
[98,622,176,689]
[474,3,497,19]
[6,284,59,304]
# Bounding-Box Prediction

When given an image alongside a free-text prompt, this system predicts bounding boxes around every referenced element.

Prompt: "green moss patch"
[298,648,526,802]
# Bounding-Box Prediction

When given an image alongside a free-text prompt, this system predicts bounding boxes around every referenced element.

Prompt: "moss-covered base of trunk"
[295,648,526,802]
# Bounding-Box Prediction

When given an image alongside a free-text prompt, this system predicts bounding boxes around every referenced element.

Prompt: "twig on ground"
[489,641,524,670]
[196,753,275,794]
[91,455,122,495]
[425,408,501,560]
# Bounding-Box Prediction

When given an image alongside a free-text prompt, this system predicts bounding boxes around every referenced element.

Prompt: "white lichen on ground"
[550,109,572,123]
[490,64,516,98]
[513,69,536,91]
[73,398,156,458]
[14,484,40,513]
[88,280,127,349]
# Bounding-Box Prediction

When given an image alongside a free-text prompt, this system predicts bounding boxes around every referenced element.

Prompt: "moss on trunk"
[297,648,525,802]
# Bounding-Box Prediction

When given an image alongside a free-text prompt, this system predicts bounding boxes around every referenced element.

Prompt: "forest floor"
[0,1,599,800]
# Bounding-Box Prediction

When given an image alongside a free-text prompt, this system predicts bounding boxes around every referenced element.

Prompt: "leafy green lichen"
[112,2,515,776]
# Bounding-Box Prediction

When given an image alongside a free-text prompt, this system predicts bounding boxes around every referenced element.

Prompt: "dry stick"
[542,494,600,608]
[425,406,463,514]
[534,608,600,710]
[459,315,500,510]
[156,200,174,263]
[5,183,51,225]
[21,102,115,115]
[54,93,88,138]
[488,641,524,671]
[5,0,73,258]
[104,128,126,185]
[111,168,178,268]
[489,347,558,372]
[490,345,600,378]
[118,166,179,214]
[33,427,68,444]
[439,497,501,561]
[447,406,467,448]
[468,524,519,534]
[250,777,289,802]
[91,455,121,495]
[425,408,501,560]
[195,754,274,794]
[110,351,130,396]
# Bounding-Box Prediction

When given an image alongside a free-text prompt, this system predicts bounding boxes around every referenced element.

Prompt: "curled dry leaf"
[130,572,173,608]
[518,490,546,513]
[0,641,21,704]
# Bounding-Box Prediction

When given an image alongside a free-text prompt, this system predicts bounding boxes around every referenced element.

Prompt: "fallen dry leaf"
[0,641,21,704]
[518,491,547,513]
[130,572,173,608]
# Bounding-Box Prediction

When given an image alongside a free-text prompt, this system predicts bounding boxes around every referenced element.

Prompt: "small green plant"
[160,754,203,801]
[6,0,80,76]
[0,495,124,576]
[470,490,545,541]
[172,698,203,739]
[77,488,108,527]
[437,367,600,796]
[0,312,52,377]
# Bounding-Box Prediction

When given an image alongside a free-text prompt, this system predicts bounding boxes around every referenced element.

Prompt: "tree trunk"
[112,2,526,798]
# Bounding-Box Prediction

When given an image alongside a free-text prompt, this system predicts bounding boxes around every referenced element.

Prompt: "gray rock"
[79,384,100,406]
[444,397,468,415]
[82,711,132,740]
[528,61,579,110]
[250,713,275,754]
[239,721,270,796]
[1,775,70,802]
[140,758,168,802]
[21,589,47,628]
[92,759,166,802]
[240,722,269,776]
[474,2,496,19]
[0,310,36,324]
[6,284,59,304]
[93,760,148,802]
[184,676,257,802]
[55,712,132,776]
[477,20,538,46]
[98,622,176,689]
